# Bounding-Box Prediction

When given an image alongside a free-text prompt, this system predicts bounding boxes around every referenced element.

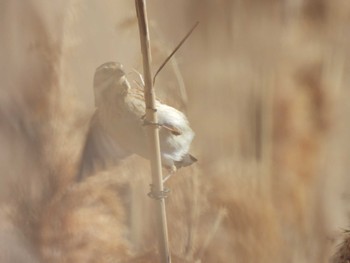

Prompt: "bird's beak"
[118,75,128,85]
[118,75,131,93]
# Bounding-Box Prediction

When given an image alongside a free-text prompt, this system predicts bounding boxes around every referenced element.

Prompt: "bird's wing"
[76,110,130,182]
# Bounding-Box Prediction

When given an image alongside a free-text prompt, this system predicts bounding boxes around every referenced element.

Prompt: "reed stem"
[134,1,172,262]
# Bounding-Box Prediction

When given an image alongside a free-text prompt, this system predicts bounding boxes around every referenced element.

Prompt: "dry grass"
[1,0,350,262]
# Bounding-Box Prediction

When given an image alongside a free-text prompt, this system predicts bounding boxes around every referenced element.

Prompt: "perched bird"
[77,61,196,181]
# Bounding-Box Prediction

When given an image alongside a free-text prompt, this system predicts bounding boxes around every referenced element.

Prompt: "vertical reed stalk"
[134,1,172,262]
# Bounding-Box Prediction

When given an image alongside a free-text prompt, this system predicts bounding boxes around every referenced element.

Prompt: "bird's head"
[93,61,130,106]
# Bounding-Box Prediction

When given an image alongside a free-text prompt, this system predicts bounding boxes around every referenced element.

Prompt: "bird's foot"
[163,165,177,183]
[142,118,162,127]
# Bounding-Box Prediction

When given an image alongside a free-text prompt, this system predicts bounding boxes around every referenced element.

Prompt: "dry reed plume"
[1,0,350,262]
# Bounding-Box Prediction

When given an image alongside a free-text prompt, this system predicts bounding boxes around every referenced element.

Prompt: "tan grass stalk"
[197,208,227,261]
[134,1,171,262]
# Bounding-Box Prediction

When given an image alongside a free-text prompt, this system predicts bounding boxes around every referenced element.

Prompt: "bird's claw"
[162,166,176,183]
[142,119,162,127]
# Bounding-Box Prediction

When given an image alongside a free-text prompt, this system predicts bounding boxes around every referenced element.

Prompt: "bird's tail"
[174,154,197,169]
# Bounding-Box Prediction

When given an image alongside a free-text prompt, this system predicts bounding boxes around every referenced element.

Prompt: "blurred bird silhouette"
[77,62,196,181]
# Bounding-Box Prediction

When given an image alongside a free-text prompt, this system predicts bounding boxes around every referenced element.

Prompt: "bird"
[76,61,196,181]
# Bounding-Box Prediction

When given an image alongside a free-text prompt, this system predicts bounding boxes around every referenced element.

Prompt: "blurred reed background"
[1,0,350,262]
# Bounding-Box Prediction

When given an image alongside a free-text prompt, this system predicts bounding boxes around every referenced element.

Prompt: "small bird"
[77,61,196,180]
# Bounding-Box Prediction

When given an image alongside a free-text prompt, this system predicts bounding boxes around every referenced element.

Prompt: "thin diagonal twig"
[153,21,199,86]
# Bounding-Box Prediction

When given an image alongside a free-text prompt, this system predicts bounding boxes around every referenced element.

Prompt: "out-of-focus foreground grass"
[1,1,350,262]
